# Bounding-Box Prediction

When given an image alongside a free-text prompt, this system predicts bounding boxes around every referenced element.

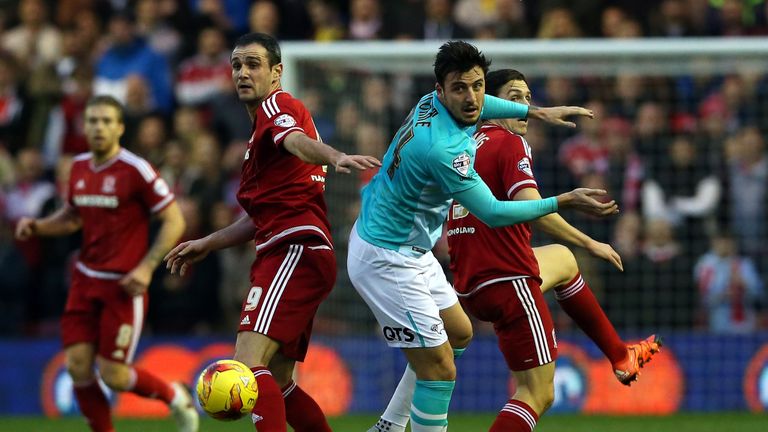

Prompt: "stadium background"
[1,0,767,430]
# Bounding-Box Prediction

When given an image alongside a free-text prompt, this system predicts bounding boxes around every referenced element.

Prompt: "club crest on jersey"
[518,157,533,177]
[101,176,116,193]
[274,114,296,128]
[75,179,85,190]
[452,153,471,177]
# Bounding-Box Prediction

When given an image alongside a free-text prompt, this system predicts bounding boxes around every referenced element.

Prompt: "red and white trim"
[273,126,304,144]
[254,244,304,334]
[500,402,537,431]
[255,225,331,253]
[150,193,175,213]
[554,275,584,301]
[261,91,284,118]
[455,275,528,298]
[506,179,538,198]
[75,261,124,280]
[513,279,552,365]
[126,295,144,364]
[119,150,157,183]
[281,381,297,398]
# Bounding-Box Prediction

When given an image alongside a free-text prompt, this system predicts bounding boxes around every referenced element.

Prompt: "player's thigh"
[347,231,447,349]
[439,302,472,349]
[534,244,577,293]
[234,331,281,367]
[239,241,336,362]
[402,342,456,381]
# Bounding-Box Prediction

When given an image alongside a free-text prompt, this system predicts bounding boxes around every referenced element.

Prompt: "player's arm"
[15,205,82,240]
[481,94,593,128]
[282,132,381,174]
[120,201,186,295]
[164,214,255,276]
[453,180,616,228]
[514,187,623,271]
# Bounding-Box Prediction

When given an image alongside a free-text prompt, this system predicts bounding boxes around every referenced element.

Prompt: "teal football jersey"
[356,91,483,254]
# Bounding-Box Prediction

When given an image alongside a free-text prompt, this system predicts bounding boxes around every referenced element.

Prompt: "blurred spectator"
[174,26,231,107]
[558,100,609,184]
[603,116,644,214]
[537,7,582,38]
[723,125,768,263]
[0,145,14,187]
[601,6,630,37]
[135,0,182,62]
[419,0,471,40]
[248,0,279,37]
[348,0,383,40]
[695,231,764,333]
[132,114,168,166]
[354,121,387,187]
[633,101,670,163]
[306,0,345,41]
[210,201,252,330]
[650,0,697,36]
[93,12,173,113]
[611,73,646,118]
[706,0,758,35]
[1,0,62,70]
[0,52,28,153]
[42,70,92,167]
[3,148,55,223]
[149,197,221,333]
[190,0,249,33]
[623,218,695,329]
[643,134,721,253]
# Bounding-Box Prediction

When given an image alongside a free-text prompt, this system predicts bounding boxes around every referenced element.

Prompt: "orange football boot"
[612,334,663,386]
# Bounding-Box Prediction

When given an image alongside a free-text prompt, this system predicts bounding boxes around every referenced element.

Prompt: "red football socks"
[490,399,538,431]
[73,379,114,432]
[555,273,627,364]
[251,366,287,432]
[127,367,175,404]
[282,381,332,432]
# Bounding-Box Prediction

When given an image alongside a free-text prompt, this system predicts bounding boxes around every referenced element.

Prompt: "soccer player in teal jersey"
[347,41,618,432]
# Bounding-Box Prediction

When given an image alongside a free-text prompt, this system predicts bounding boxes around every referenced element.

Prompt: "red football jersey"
[68,149,175,274]
[237,89,332,252]
[447,124,541,296]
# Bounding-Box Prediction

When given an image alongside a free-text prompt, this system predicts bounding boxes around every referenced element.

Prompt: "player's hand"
[164,238,212,276]
[529,106,593,128]
[333,153,381,174]
[15,217,37,241]
[119,263,152,296]
[586,240,624,271]
[557,188,619,217]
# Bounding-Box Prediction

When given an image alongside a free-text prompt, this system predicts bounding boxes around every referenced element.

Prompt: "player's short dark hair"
[433,41,491,86]
[486,69,528,97]
[234,32,282,66]
[86,95,124,122]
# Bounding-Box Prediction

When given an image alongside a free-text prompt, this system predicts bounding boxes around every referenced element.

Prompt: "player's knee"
[65,356,93,382]
[96,361,130,391]
[536,380,555,413]
[423,355,457,381]
[554,244,578,280]
[448,323,473,350]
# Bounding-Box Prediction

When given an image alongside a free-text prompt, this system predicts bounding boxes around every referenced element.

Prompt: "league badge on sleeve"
[518,157,533,177]
[274,114,297,128]
[452,153,471,177]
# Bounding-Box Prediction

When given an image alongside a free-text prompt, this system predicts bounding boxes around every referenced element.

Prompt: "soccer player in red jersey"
[15,95,197,432]
[447,70,662,431]
[164,33,380,432]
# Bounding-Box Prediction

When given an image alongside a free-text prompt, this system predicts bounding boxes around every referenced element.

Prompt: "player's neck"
[246,83,282,121]
[92,145,121,166]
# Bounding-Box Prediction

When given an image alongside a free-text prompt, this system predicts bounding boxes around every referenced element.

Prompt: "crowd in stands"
[0,0,766,338]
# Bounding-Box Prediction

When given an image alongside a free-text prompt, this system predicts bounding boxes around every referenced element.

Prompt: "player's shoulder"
[476,124,531,155]
[260,90,307,119]
[116,149,158,183]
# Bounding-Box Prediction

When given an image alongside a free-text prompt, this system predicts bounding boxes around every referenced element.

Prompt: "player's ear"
[272,63,283,81]
[435,83,443,97]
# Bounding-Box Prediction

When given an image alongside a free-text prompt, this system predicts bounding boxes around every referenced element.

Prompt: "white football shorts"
[347,225,458,348]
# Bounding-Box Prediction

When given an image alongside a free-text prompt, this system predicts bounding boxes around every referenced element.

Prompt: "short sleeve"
[135,167,175,214]
[500,135,538,198]
[261,92,307,146]
[426,136,481,195]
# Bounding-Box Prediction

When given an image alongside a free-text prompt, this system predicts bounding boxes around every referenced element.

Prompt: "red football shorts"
[460,277,557,371]
[61,266,148,364]
[238,238,337,361]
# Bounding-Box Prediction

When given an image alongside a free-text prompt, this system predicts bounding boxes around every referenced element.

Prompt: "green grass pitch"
[2,413,765,432]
